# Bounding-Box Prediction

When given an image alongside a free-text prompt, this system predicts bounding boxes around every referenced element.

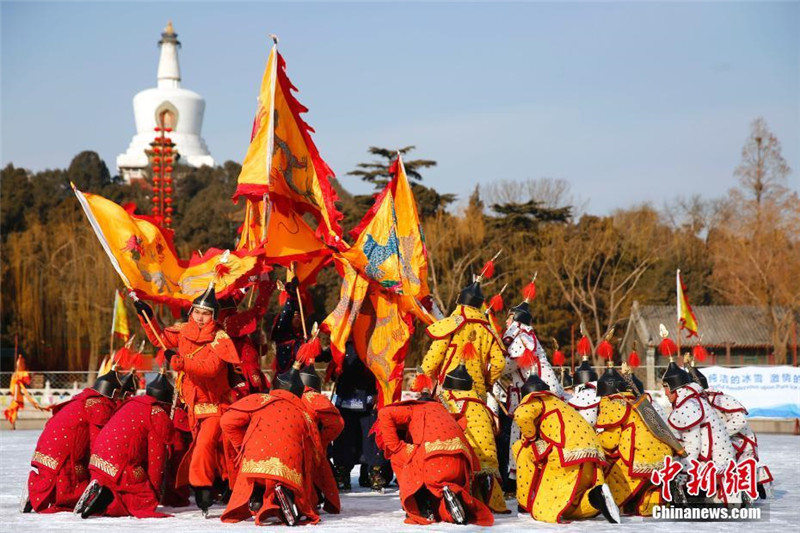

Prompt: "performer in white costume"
[662,362,741,506]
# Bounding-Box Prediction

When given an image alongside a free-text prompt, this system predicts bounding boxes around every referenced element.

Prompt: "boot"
[193,486,215,517]
[358,464,370,488]
[369,465,387,492]
[472,473,491,504]
[74,480,114,519]
[214,478,232,505]
[588,484,620,524]
[249,483,266,513]
[414,488,437,522]
[275,484,299,526]
[334,465,352,491]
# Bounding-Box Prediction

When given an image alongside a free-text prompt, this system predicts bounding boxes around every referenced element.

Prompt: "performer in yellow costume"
[422,274,507,513]
[421,278,505,400]
[513,373,620,524]
[595,366,672,516]
[437,360,508,513]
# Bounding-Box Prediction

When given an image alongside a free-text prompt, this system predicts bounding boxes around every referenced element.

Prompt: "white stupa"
[117,21,215,181]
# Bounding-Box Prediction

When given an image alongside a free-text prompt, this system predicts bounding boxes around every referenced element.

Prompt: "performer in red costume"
[75,370,176,519]
[23,372,122,514]
[220,364,340,526]
[374,380,494,526]
[218,279,274,395]
[162,406,192,508]
[134,283,240,514]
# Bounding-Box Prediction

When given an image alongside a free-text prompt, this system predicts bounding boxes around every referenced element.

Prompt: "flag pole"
[676,269,682,364]
[291,262,308,340]
[109,290,117,360]
[72,183,167,349]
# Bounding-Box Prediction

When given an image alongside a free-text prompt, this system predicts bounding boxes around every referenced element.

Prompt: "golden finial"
[165,20,175,35]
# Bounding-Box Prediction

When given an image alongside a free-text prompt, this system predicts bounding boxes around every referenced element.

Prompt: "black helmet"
[300,364,322,392]
[442,362,473,391]
[218,296,237,312]
[146,370,174,404]
[521,372,550,397]
[192,282,220,319]
[559,367,573,389]
[274,363,304,397]
[119,370,138,398]
[509,301,532,326]
[687,365,709,390]
[661,361,693,392]
[456,281,484,309]
[572,356,598,385]
[92,371,122,399]
[597,365,622,397]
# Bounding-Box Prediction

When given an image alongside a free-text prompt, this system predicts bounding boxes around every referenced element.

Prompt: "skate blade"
[601,484,620,524]
[74,480,100,516]
[275,485,298,526]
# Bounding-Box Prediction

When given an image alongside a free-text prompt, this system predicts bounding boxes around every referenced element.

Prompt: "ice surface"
[1,430,798,531]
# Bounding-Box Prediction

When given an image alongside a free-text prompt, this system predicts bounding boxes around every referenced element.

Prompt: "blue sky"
[2,1,798,213]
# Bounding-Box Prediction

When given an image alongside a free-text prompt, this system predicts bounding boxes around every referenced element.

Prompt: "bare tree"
[541,206,668,359]
[710,118,799,362]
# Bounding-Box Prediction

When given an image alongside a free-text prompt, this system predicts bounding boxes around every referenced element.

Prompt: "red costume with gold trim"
[220,390,340,525]
[375,399,494,526]
[139,315,240,488]
[162,407,192,507]
[27,389,117,513]
[219,282,273,394]
[87,395,174,518]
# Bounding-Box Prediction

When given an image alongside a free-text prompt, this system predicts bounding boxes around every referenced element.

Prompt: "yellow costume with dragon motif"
[422,304,507,513]
[512,390,606,523]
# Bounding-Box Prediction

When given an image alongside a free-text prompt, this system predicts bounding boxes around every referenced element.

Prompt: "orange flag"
[74,185,259,308]
[323,158,434,405]
[235,41,343,247]
[340,155,429,299]
[236,196,332,285]
[677,269,699,338]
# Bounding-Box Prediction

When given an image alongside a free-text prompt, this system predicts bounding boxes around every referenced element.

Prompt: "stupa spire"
[157,20,181,88]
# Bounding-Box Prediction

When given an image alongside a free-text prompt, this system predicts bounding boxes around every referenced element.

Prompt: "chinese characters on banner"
[702,366,800,418]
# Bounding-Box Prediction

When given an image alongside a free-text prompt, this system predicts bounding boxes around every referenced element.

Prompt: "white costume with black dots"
[490,321,564,481]
[567,382,600,426]
[668,383,741,505]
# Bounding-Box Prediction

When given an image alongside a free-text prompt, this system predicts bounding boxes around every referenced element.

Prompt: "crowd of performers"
[21,273,774,526]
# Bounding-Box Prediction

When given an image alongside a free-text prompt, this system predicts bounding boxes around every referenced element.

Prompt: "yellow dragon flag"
[111,289,130,341]
[339,155,430,298]
[235,40,343,247]
[677,269,699,338]
[74,185,259,308]
[322,258,416,406]
[322,159,434,405]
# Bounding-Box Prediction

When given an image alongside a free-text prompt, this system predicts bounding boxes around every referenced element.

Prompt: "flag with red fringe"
[74,186,260,309]
[322,157,434,406]
[234,41,343,247]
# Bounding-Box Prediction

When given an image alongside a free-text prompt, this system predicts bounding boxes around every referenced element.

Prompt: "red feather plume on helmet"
[692,344,709,362]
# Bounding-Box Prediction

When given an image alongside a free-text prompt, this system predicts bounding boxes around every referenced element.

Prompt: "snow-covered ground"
[1,430,798,531]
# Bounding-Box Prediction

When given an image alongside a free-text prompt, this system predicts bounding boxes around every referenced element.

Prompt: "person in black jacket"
[327,342,391,491]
